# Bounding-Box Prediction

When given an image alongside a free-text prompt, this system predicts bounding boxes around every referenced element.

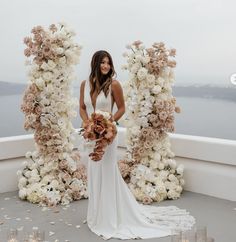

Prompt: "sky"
[0,0,235,86]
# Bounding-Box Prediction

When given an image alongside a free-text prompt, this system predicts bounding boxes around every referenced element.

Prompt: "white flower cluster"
[121,41,185,203]
[95,110,112,120]
[18,23,87,206]
[128,135,185,202]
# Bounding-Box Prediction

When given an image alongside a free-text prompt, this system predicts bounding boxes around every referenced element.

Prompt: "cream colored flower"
[137,67,148,80]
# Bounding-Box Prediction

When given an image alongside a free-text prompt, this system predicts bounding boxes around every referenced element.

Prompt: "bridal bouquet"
[82,110,117,161]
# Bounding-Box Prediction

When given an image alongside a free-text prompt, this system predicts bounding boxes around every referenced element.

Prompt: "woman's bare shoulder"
[111,79,122,89]
[81,80,86,85]
[80,80,86,88]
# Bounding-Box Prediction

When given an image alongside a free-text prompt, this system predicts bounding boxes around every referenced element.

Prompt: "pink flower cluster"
[129,98,180,163]
[118,160,131,182]
[23,24,62,65]
[134,40,176,76]
[150,98,177,132]
[83,112,117,161]
[21,83,41,130]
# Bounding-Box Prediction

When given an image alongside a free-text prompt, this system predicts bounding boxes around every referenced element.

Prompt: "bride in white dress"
[79,50,195,240]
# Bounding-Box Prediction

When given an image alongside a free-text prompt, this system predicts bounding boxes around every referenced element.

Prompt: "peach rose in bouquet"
[82,110,117,161]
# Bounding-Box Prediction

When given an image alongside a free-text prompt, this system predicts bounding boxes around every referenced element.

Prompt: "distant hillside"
[0,81,27,96]
[0,81,235,102]
[173,85,236,102]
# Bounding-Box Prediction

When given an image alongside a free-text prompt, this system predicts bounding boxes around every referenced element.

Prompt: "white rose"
[176,185,183,193]
[51,180,59,188]
[180,178,185,186]
[32,151,39,159]
[167,190,180,199]
[65,49,73,58]
[35,78,45,89]
[31,169,38,177]
[157,77,165,86]
[19,188,28,199]
[136,116,148,127]
[158,185,166,194]
[28,175,40,183]
[168,159,177,169]
[24,170,31,178]
[96,110,111,120]
[159,170,168,180]
[154,153,161,161]
[137,67,148,80]
[19,177,27,187]
[41,62,49,70]
[37,158,44,165]
[168,174,177,182]
[59,56,66,65]
[42,71,53,81]
[55,47,64,55]
[177,164,184,175]
[46,83,54,93]
[146,74,155,84]
[152,85,162,94]
[135,54,143,61]
[158,93,168,100]
[47,60,57,70]
[158,162,165,170]
[25,151,32,159]
[130,63,140,74]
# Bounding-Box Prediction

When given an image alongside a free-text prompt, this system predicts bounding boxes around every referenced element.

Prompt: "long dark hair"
[89,50,116,97]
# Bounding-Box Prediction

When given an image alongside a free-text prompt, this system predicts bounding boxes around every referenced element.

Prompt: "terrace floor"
[0,191,235,242]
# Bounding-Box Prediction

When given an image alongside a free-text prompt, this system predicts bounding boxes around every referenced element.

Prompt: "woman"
[79,50,195,240]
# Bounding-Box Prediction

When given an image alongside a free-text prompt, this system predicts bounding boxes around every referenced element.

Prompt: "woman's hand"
[82,119,89,128]
[109,115,114,122]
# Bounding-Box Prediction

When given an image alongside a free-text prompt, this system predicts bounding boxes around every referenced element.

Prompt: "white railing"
[0,127,236,201]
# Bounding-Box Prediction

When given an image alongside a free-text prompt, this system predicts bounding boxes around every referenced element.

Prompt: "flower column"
[119,40,185,204]
[18,23,87,206]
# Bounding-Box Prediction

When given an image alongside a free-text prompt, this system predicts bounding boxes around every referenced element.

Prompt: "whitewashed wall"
[1,128,236,201]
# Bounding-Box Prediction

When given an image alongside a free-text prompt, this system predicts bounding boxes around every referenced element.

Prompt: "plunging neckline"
[90,91,101,112]
[87,80,113,113]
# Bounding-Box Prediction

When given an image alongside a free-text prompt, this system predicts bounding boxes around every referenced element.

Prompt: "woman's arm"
[79,80,89,126]
[111,80,125,122]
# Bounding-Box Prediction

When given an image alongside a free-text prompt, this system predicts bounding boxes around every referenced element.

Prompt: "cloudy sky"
[0,0,235,86]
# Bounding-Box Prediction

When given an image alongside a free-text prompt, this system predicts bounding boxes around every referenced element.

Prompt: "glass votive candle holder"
[195,226,207,242]
[171,228,182,242]
[33,230,45,242]
[181,228,197,242]
[7,228,18,242]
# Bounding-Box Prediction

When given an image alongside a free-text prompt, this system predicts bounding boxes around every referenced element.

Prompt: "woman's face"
[100,56,111,75]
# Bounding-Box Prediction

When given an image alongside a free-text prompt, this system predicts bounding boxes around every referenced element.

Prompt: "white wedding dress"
[83,80,196,240]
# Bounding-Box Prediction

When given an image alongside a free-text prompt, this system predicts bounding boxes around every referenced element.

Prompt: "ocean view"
[0,85,235,140]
